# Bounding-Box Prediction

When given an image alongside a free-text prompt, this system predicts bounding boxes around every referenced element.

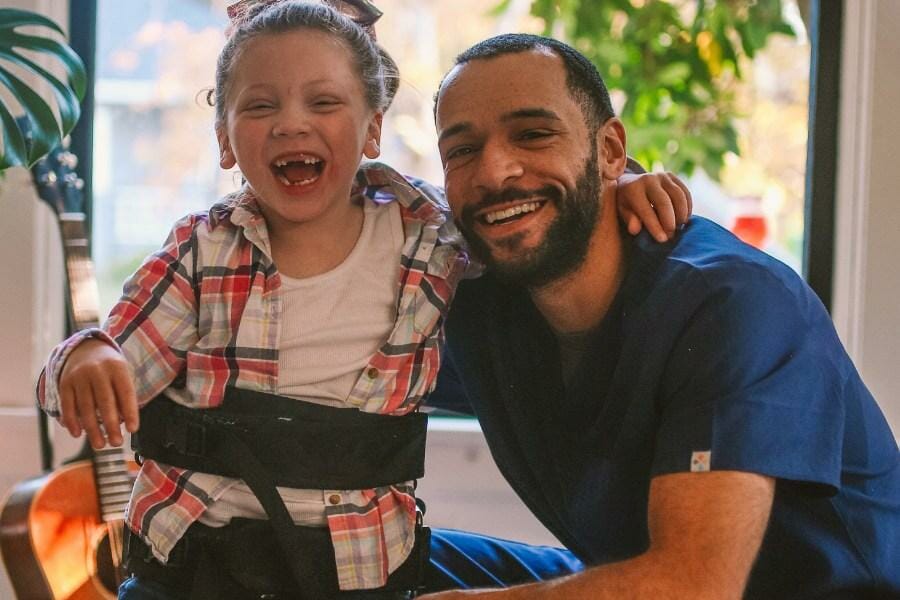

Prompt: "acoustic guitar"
[0,146,137,599]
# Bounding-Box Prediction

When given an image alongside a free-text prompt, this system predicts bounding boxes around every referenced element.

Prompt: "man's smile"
[478,200,547,225]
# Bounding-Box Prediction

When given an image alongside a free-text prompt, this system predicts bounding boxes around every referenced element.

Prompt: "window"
[88,0,811,316]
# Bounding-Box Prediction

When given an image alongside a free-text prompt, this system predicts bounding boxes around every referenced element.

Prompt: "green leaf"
[494,0,794,182]
[0,100,27,170]
[0,8,86,170]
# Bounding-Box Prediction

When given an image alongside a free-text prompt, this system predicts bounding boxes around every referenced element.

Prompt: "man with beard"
[418,34,900,599]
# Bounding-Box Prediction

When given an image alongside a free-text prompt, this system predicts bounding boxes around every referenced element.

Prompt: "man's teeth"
[483,201,542,224]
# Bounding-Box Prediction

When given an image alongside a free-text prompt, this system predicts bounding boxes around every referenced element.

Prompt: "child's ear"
[596,117,627,180]
[216,127,237,169]
[363,112,384,159]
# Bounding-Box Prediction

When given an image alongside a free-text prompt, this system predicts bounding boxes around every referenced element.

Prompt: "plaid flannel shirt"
[37,162,469,590]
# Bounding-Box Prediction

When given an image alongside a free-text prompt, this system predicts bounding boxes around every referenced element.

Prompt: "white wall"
[833,0,900,433]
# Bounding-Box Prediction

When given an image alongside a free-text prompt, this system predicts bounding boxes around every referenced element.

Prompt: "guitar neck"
[58,212,101,330]
[32,149,135,525]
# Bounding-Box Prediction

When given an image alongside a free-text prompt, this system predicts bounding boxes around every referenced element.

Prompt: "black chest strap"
[133,386,427,489]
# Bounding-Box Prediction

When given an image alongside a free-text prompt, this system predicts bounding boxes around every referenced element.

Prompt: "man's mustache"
[459,185,562,226]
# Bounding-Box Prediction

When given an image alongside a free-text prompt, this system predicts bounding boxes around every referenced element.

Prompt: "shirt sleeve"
[37,214,201,416]
[650,262,847,493]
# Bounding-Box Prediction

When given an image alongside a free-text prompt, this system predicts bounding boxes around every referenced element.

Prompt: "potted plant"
[0,8,86,170]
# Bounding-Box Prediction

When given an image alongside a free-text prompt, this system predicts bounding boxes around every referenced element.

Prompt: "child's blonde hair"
[210,1,399,129]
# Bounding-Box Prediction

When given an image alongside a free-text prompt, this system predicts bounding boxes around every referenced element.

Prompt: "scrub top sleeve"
[425,347,477,417]
[650,264,845,493]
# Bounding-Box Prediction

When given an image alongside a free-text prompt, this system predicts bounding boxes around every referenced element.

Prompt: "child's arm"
[37,214,202,449]
[617,170,693,243]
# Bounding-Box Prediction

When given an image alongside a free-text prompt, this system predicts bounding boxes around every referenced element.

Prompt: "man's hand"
[58,339,140,448]
[616,172,692,242]
[420,471,774,600]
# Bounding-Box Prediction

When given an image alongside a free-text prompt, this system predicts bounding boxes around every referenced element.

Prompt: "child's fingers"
[668,172,693,221]
[619,209,642,235]
[74,379,106,449]
[92,376,124,447]
[111,364,140,434]
[661,173,691,225]
[647,182,677,237]
[628,192,668,242]
[58,381,82,438]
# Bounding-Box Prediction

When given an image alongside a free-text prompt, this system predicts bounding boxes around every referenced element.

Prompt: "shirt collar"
[204,162,449,256]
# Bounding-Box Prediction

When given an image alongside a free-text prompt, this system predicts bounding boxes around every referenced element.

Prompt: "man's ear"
[216,127,236,169]
[363,112,384,159]
[596,117,627,180]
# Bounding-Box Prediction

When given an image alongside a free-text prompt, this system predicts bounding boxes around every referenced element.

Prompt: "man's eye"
[445,146,475,160]
[520,130,553,140]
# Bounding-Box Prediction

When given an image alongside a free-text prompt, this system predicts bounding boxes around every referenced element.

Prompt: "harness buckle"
[164,415,207,457]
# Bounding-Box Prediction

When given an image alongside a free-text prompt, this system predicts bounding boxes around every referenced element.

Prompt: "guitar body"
[0,461,135,600]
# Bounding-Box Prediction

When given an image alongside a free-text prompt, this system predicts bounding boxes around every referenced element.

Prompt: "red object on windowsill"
[732,215,768,248]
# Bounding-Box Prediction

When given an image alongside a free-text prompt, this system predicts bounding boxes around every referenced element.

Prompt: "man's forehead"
[437,49,569,122]
[441,47,564,92]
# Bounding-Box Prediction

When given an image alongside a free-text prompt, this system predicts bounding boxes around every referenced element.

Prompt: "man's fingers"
[73,381,106,449]
[111,365,140,434]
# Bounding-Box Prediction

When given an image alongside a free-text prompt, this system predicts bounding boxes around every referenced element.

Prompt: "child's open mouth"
[271,155,325,187]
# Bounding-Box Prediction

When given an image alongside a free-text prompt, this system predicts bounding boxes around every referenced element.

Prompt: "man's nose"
[272,105,310,137]
[471,141,524,192]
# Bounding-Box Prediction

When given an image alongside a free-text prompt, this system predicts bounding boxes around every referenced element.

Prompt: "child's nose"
[272,106,310,137]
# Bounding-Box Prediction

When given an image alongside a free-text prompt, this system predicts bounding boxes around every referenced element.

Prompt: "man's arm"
[422,470,774,600]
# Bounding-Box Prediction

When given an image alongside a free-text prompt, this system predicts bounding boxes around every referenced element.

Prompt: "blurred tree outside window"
[90,0,809,317]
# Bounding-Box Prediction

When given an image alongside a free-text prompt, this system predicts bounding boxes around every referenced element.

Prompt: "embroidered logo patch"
[691,450,711,472]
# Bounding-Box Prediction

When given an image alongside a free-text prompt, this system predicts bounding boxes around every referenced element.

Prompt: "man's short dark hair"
[436,33,615,131]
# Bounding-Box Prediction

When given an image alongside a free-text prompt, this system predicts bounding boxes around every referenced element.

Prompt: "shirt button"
[328,494,341,505]
[366,367,379,379]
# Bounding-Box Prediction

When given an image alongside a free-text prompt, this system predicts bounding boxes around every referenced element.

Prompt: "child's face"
[217,29,382,237]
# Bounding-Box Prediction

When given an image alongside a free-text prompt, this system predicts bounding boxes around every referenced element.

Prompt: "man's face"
[435,49,603,288]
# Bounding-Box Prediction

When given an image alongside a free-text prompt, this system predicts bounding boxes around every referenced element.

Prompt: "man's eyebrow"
[438,122,471,144]
[502,108,562,122]
[438,109,562,145]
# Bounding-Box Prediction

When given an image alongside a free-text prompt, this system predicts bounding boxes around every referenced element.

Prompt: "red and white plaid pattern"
[38,162,468,590]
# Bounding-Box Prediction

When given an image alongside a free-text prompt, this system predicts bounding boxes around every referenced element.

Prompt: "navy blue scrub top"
[430,216,900,598]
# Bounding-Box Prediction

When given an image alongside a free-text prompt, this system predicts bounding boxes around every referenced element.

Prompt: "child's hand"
[616,172,692,242]
[58,339,139,449]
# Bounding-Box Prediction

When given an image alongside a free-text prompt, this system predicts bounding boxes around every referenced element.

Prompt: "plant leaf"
[0,8,86,169]
[0,100,27,170]
[0,64,62,164]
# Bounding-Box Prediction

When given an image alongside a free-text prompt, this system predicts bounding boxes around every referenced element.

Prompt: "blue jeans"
[119,528,583,598]
[118,577,186,600]
[423,528,583,592]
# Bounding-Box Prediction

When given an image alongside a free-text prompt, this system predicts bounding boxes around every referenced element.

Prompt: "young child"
[37,2,691,598]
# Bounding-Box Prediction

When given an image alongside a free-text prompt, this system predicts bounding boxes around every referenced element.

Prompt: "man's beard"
[456,148,602,289]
